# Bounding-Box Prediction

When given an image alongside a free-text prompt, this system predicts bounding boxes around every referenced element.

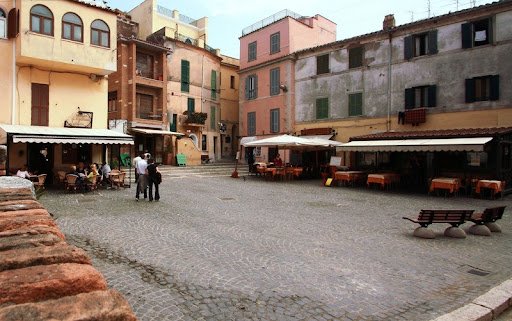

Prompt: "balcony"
[183,111,207,126]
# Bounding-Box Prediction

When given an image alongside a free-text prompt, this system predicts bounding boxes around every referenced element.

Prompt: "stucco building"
[294,1,512,189]
[219,55,240,158]
[0,0,132,180]
[239,10,337,163]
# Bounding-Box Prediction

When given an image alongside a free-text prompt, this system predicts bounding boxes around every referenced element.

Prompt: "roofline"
[68,0,117,14]
[349,127,512,141]
[118,35,171,53]
[295,0,512,55]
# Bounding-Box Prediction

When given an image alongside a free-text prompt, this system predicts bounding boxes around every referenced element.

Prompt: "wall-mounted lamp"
[279,84,288,92]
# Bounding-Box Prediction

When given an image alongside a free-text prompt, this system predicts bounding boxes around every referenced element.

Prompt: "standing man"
[132,152,143,182]
[146,158,160,202]
[135,154,148,201]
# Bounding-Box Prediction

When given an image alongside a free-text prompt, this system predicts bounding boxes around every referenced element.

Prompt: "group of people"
[133,152,161,201]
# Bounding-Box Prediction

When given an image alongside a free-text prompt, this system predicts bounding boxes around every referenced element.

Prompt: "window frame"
[348,92,363,116]
[270,108,280,133]
[316,54,329,75]
[30,4,53,36]
[404,30,438,60]
[404,85,437,109]
[210,106,216,130]
[187,97,195,113]
[0,9,6,39]
[90,19,110,48]
[181,60,190,92]
[348,46,364,69]
[62,12,83,42]
[248,41,257,62]
[462,17,493,49]
[269,67,280,96]
[270,32,280,54]
[316,98,329,119]
[211,70,217,100]
[108,91,117,112]
[230,75,235,89]
[247,112,256,136]
[245,74,258,100]
[465,75,499,103]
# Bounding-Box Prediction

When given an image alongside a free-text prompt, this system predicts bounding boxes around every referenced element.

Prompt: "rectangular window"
[230,75,235,89]
[202,134,207,151]
[211,70,217,100]
[465,75,499,103]
[210,106,216,130]
[270,32,280,54]
[462,18,492,49]
[270,68,280,96]
[187,98,195,113]
[316,54,329,75]
[181,60,190,92]
[247,112,256,136]
[316,98,329,119]
[404,30,438,59]
[349,47,364,69]
[348,93,363,116]
[136,93,153,119]
[108,91,117,112]
[136,52,154,78]
[245,75,257,100]
[270,108,280,133]
[404,85,437,109]
[31,83,49,126]
[248,41,257,61]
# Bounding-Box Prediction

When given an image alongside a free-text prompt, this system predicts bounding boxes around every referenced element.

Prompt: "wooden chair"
[33,174,47,192]
[65,174,79,192]
[111,171,126,189]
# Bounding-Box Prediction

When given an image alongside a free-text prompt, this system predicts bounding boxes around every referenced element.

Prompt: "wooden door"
[31,83,49,126]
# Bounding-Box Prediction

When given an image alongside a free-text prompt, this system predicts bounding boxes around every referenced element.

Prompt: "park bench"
[403,209,474,239]
[468,206,506,235]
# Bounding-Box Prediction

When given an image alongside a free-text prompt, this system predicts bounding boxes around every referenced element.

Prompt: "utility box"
[176,153,187,166]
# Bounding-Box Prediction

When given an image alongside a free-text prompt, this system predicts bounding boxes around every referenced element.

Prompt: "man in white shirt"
[132,152,143,181]
[135,155,148,201]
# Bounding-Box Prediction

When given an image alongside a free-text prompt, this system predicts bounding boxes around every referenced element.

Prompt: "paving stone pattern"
[40,172,512,321]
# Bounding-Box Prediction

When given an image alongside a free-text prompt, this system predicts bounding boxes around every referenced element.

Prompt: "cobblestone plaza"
[40,174,512,321]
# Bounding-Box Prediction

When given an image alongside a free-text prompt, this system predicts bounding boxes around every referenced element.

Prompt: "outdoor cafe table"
[367,173,400,189]
[475,180,505,198]
[429,177,460,194]
[335,171,366,185]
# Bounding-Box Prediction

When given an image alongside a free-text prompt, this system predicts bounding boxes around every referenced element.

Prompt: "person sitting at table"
[16,164,32,179]
[86,164,99,184]
[77,162,87,175]
[273,153,283,167]
[68,165,85,189]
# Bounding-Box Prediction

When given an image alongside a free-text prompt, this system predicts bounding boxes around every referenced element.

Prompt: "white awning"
[0,124,134,145]
[338,137,493,152]
[240,136,257,146]
[131,128,184,136]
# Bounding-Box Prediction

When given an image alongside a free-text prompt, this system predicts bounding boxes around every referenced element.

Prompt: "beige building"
[0,0,132,181]
[219,55,240,158]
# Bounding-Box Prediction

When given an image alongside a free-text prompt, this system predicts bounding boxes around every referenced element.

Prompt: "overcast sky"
[106,0,492,58]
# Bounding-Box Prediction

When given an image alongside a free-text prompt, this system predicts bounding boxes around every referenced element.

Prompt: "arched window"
[91,19,109,47]
[0,9,6,39]
[62,12,83,42]
[30,5,53,36]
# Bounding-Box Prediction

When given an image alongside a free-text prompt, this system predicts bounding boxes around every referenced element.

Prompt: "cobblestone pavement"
[40,174,512,321]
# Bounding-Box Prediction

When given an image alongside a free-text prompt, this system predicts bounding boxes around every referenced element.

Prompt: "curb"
[431,279,512,321]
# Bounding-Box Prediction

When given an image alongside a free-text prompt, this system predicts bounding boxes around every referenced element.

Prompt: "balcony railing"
[242,9,304,36]
[184,111,207,125]
[156,5,198,26]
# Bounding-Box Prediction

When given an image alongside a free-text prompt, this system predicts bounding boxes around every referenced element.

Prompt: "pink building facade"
[239,10,336,162]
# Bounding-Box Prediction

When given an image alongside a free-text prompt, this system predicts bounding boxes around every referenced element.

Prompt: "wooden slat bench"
[469,206,506,235]
[403,209,474,238]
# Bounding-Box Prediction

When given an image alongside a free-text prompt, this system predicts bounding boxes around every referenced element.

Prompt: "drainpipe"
[11,0,16,125]
[386,31,393,132]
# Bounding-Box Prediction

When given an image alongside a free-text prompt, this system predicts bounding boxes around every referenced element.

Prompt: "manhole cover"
[218,197,235,201]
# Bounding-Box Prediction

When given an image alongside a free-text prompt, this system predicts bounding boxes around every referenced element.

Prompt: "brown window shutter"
[7,8,19,39]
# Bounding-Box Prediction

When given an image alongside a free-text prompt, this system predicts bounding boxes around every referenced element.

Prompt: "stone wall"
[0,177,138,321]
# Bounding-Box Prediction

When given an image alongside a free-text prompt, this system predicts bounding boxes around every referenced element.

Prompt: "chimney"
[383,14,395,30]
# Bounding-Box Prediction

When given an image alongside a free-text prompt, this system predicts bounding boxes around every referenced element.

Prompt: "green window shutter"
[428,30,438,54]
[181,60,190,92]
[461,23,473,49]
[427,85,437,107]
[187,98,195,113]
[210,106,216,129]
[170,114,177,132]
[211,70,217,100]
[404,88,415,109]
[404,36,413,60]
[316,98,328,119]
[349,93,362,116]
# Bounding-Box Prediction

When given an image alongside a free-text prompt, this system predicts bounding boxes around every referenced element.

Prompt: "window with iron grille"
[270,32,280,54]
[270,68,280,96]
[270,109,280,133]
[247,112,256,136]
[348,93,363,116]
[316,98,329,119]
[349,47,363,69]
[248,41,257,61]
[316,54,329,75]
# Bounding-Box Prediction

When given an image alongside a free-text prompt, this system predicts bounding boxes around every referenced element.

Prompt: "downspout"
[11,0,16,124]
[386,31,393,132]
